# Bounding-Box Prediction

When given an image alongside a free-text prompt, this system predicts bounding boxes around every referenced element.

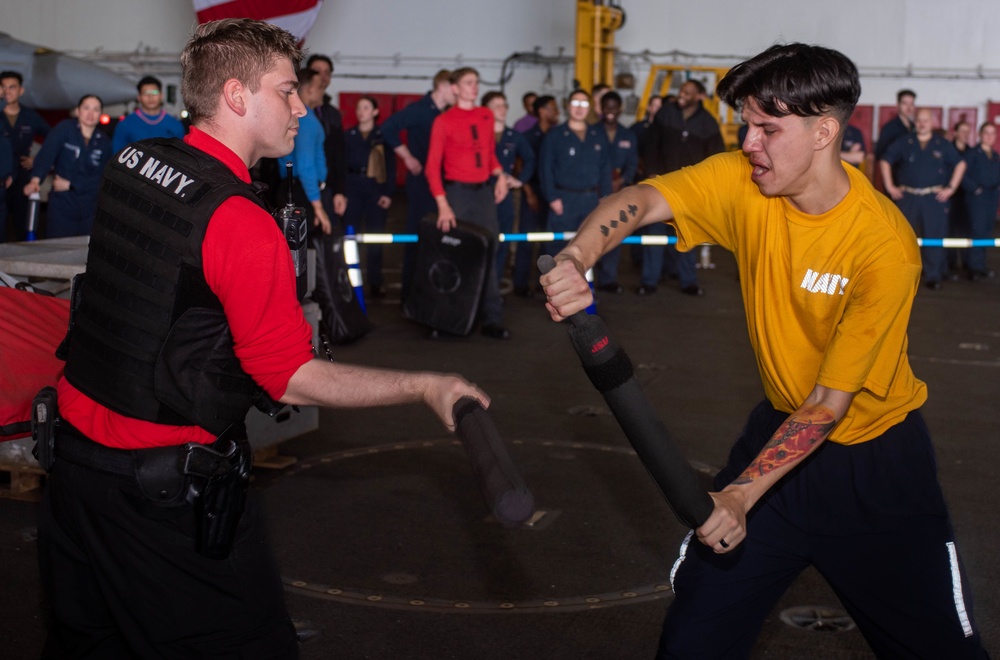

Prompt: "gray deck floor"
[1,243,997,659]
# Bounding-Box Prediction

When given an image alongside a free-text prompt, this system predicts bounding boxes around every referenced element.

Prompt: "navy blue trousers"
[512,194,545,290]
[401,173,436,301]
[966,190,999,274]
[898,192,949,284]
[641,223,698,289]
[344,175,389,288]
[658,401,987,659]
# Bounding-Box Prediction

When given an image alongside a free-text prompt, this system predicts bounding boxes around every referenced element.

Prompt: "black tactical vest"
[62,138,274,436]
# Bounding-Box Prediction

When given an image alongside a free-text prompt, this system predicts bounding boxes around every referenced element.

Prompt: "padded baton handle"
[452,397,535,527]
[538,255,714,528]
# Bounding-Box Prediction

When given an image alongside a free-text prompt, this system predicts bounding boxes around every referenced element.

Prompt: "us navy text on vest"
[117,146,197,197]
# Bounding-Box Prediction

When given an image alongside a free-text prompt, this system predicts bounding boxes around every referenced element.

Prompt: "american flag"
[192,0,324,42]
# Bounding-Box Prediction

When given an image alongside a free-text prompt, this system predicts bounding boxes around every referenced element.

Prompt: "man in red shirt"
[38,19,488,658]
[424,67,510,339]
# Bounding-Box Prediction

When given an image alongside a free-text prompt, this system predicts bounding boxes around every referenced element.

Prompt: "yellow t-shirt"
[643,151,927,445]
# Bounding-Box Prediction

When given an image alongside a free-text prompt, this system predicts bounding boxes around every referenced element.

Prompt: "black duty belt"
[445,179,489,191]
[54,422,241,480]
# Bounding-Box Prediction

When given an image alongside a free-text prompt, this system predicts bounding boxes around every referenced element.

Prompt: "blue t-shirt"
[111,110,186,154]
[281,107,327,202]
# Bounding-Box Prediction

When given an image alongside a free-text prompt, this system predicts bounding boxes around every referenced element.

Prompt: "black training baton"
[538,255,714,529]
[452,397,535,527]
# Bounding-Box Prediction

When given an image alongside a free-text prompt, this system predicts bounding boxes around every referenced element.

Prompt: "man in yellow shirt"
[541,43,986,658]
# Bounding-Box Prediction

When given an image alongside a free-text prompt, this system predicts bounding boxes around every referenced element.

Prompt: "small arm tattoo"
[732,405,837,485]
[600,208,634,237]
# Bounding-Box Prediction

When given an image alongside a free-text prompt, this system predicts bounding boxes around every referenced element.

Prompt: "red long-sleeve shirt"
[424,106,501,197]
[58,127,314,449]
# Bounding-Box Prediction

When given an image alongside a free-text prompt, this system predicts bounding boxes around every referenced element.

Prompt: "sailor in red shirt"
[38,19,488,658]
[424,67,511,339]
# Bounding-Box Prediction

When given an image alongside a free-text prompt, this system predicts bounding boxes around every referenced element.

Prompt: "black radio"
[275,161,308,300]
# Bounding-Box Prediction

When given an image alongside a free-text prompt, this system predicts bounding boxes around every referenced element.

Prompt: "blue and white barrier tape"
[354,233,1000,248]
[355,232,672,244]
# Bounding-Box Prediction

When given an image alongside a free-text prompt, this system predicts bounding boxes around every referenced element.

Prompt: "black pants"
[658,401,988,659]
[38,457,297,658]
[444,181,503,327]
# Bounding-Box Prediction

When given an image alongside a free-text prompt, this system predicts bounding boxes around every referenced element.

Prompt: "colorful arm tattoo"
[599,204,638,237]
[732,404,838,485]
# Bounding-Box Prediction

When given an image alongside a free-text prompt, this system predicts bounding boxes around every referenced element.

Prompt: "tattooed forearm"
[732,405,837,485]
[599,205,640,236]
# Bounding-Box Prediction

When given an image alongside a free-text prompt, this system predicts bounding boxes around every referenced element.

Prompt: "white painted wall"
[4,0,1000,131]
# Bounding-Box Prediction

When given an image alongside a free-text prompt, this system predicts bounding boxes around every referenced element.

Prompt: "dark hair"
[682,79,707,96]
[953,120,970,132]
[717,43,860,126]
[358,95,379,112]
[449,67,478,85]
[431,69,452,89]
[0,71,23,85]
[569,88,590,101]
[897,89,916,103]
[297,67,318,86]
[306,54,334,72]
[592,83,610,95]
[522,91,537,104]
[533,95,555,114]
[601,91,622,107]
[78,94,103,109]
[136,76,162,93]
[181,18,301,123]
[481,91,506,107]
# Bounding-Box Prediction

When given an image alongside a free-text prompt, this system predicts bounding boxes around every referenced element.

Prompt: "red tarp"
[0,288,70,440]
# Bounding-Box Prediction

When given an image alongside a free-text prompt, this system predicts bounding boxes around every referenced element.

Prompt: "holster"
[193,436,252,560]
[131,425,252,560]
[31,387,59,472]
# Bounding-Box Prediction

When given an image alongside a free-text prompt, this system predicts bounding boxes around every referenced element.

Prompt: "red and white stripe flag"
[192,0,324,42]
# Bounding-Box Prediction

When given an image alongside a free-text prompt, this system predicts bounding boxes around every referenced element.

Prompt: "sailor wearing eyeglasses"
[538,88,612,255]
[112,75,186,154]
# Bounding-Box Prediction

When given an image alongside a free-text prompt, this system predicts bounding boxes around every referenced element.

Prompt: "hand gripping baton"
[538,255,714,529]
[452,397,535,527]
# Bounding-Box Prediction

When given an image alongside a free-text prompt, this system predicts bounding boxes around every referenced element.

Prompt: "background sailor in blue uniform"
[879,107,966,289]
[0,134,13,234]
[592,91,637,293]
[483,91,535,282]
[511,95,559,297]
[381,70,455,301]
[539,89,612,256]
[343,95,396,299]
[840,123,866,169]
[959,122,1000,281]
[1,70,51,241]
[23,95,111,238]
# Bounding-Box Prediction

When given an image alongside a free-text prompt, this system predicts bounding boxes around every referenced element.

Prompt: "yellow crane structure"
[573,4,741,149]
[574,0,625,93]
[637,64,741,149]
